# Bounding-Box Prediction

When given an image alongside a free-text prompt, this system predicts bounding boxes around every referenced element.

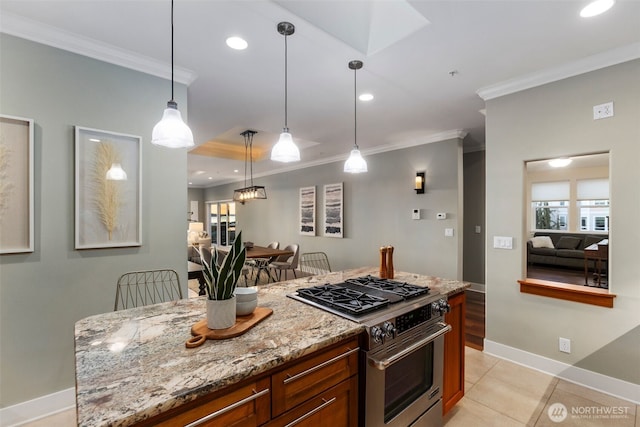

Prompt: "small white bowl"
[236,299,257,316]
[234,287,258,302]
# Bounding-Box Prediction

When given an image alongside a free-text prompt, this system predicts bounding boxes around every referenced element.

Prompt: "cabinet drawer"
[151,377,271,427]
[271,338,359,417]
[267,376,358,427]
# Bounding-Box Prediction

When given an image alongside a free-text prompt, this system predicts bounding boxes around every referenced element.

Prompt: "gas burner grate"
[346,275,430,299]
[295,284,389,316]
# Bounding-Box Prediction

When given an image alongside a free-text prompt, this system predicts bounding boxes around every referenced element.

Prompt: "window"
[577,179,609,232]
[531,181,570,230]
[533,201,569,230]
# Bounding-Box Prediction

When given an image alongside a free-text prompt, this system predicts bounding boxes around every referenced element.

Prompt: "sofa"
[527,232,608,270]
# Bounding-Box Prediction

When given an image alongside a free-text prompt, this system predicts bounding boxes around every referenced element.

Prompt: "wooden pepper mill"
[386,245,394,279]
[379,246,388,279]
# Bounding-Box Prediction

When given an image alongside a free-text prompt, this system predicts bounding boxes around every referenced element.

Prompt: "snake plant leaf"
[199,231,246,300]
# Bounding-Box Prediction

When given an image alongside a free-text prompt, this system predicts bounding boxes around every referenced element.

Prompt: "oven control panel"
[395,305,431,335]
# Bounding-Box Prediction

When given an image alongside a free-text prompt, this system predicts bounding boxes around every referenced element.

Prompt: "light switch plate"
[436,212,447,220]
[493,236,513,249]
[445,228,454,237]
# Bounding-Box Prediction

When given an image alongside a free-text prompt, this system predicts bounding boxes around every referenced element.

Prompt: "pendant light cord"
[249,133,254,186]
[171,0,175,102]
[284,33,288,130]
[353,66,358,149]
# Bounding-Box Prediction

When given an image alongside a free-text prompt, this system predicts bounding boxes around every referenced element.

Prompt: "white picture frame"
[323,182,343,238]
[0,114,34,254]
[299,186,316,236]
[75,126,142,249]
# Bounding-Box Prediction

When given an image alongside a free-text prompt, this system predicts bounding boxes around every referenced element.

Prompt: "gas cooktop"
[289,276,433,322]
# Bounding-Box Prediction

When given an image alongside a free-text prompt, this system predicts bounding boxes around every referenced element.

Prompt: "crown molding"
[0,12,197,85]
[477,42,640,101]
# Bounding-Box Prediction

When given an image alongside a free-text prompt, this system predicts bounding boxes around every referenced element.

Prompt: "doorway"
[206,201,236,246]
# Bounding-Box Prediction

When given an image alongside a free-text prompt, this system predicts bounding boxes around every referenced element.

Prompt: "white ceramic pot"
[234,287,258,302]
[236,299,257,316]
[206,296,236,329]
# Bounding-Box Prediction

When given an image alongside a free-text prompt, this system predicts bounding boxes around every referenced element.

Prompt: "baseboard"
[0,387,75,427]
[484,340,640,405]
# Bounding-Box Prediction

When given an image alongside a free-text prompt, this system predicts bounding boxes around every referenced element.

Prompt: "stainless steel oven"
[288,275,452,427]
[365,320,450,427]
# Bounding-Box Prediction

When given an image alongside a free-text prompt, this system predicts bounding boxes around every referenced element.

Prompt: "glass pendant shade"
[151,102,194,148]
[270,131,300,162]
[344,146,367,173]
[106,163,127,180]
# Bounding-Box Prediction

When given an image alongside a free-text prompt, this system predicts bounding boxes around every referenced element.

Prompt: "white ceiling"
[1,0,639,188]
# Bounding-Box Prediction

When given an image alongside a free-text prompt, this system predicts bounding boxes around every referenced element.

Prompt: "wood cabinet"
[443,291,465,415]
[136,337,359,427]
[144,377,271,427]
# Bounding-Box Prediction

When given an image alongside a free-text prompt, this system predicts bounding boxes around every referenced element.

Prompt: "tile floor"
[444,347,638,427]
[20,347,638,426]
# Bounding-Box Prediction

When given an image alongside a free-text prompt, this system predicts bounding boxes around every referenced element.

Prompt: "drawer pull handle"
[184,388,270,427]
[283,397,337,427]
[283,347,358,385]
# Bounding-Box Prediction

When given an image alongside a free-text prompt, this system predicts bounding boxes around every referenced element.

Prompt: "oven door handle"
[368,322,451,370]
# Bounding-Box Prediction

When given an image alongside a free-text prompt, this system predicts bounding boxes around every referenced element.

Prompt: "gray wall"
[0,35,188,406]
[204,139,464,279]
[485,59,640,383]
[463,150,486,284]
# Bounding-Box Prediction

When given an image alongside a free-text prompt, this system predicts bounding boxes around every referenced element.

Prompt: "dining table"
[217,245,295,285]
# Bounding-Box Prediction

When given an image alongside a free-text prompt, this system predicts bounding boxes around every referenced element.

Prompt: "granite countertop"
[75,267,469,426]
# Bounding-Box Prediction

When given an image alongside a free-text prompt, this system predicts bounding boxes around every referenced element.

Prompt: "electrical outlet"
[593,102,614,120]
[559,337,571,353]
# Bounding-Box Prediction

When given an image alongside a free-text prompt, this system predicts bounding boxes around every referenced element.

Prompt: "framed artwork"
[0,115,34,254]
[323,182,343,238]
[299,186,316,236]
[75,126,141,249]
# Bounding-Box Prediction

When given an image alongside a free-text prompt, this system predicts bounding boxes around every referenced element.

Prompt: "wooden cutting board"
[186,307,273,348]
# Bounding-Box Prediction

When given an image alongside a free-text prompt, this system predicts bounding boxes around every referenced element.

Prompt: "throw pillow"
[530,236,554,249]
[556,236,582,250]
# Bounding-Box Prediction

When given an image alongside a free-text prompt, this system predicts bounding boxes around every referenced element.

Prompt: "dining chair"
[114,269,183,311]
[249,241,280,285]
[268,244,300,282]
[299,252,332,276]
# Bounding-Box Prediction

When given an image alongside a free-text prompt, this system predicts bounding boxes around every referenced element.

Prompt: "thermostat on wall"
[412,209,421,220]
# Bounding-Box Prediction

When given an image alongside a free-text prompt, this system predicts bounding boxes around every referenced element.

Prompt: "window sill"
[518,278,615,308]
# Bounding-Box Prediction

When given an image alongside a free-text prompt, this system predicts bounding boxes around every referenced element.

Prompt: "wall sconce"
[415,172,425,194]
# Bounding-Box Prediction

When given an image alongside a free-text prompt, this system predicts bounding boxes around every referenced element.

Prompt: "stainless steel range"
[289,275,451,427]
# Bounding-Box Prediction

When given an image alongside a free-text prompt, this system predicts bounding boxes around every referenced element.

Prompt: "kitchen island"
[75,267,469,426]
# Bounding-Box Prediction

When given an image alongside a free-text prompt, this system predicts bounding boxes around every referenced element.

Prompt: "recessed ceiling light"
[234,169,239,173]
[359,93,374,102]
[208,176,213,180]
[226,36,248,50]
[89,138,101,142]
[188,181,192,185]
[549,158,572,168]
[580,0,615,17]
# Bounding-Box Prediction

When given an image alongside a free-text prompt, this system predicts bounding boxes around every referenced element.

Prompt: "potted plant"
[198,231,247,329]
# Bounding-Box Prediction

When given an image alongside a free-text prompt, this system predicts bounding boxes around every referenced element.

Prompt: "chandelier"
[233,130,267,203]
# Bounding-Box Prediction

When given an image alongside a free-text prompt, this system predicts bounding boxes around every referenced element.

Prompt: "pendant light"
[233,130,267,203]
[271,22,300,163]
[344,60,368,173]
[151,0,194,148]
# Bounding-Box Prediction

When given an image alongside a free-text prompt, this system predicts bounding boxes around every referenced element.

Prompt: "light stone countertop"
[75,267,469,426]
